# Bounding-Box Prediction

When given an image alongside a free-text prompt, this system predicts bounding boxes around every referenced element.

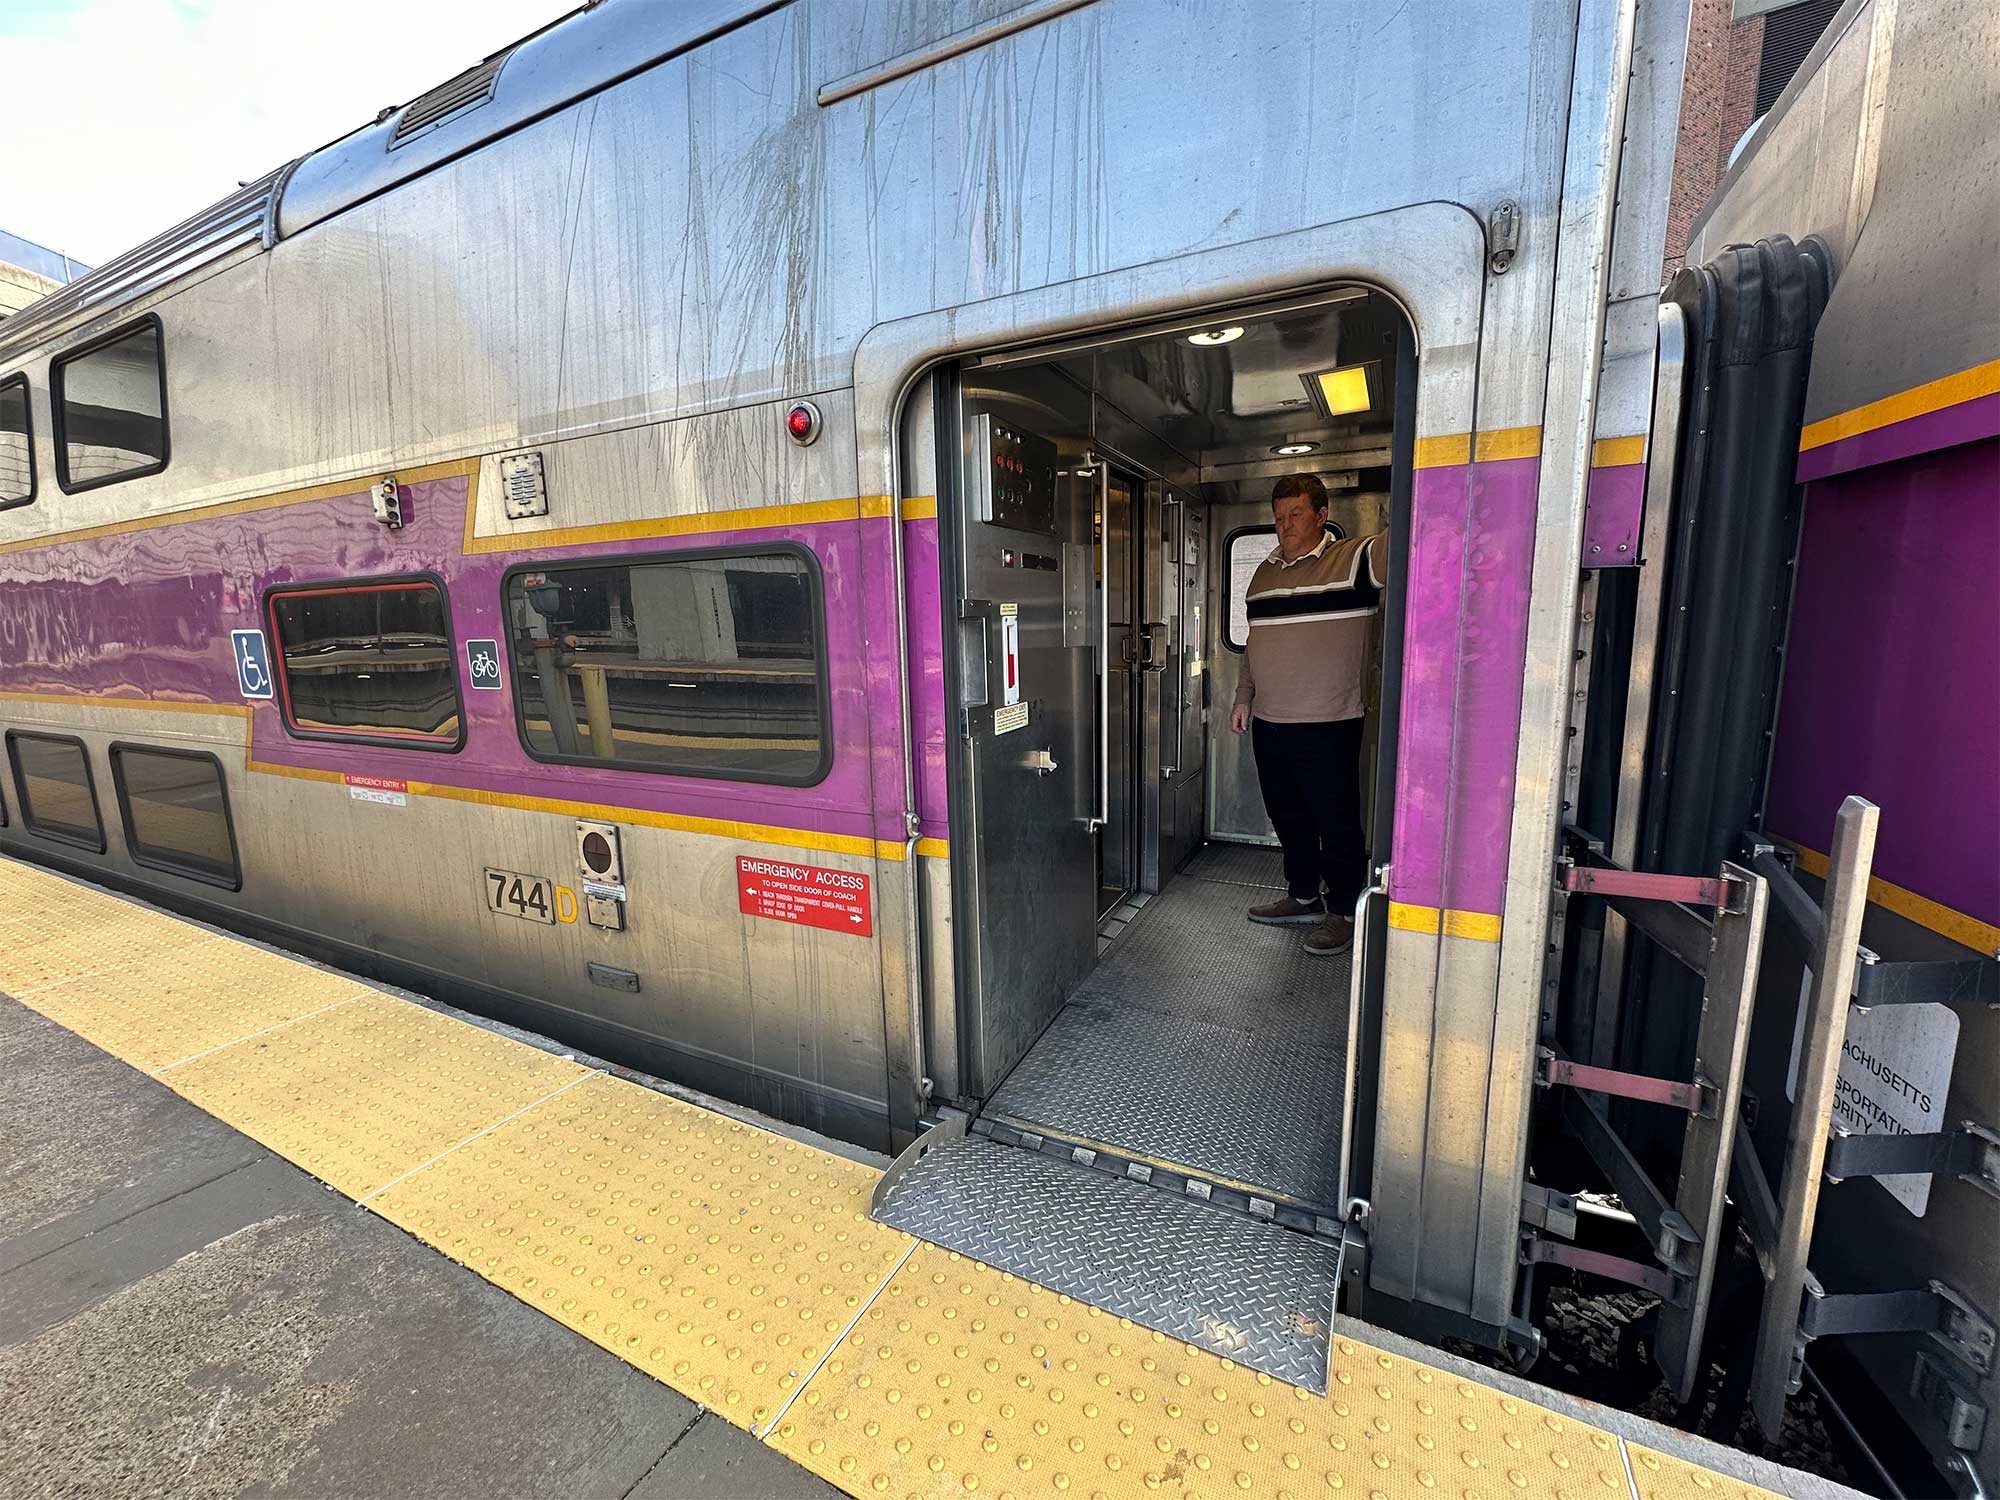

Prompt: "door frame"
[856,203,1485,1169]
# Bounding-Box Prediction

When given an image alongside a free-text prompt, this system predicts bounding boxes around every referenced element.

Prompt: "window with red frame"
[266,579,463,748]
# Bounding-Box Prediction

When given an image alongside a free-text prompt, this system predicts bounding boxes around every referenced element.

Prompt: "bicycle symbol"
[466,639,504,689]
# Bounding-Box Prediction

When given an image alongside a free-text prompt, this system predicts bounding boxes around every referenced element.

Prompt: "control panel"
[973,416,1058,536]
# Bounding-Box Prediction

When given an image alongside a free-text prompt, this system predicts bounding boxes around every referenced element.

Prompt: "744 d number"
[484,866,566,925]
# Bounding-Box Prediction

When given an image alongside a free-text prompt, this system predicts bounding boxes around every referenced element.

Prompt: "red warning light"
[785,401,822,446]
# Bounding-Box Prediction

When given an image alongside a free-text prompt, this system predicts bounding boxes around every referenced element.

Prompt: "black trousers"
[1251,716,1367,907]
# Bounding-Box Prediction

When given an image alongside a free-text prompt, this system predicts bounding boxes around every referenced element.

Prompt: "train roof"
[0,0,780,370]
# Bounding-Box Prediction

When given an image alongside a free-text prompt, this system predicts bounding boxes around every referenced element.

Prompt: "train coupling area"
[0,855,1860,1500]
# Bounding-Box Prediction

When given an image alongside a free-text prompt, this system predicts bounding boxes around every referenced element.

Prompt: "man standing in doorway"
[1230,473,1382,956]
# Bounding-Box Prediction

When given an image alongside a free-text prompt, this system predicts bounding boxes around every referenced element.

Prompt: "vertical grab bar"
[1338,862,1388,1218]
[1087,461,1110,831]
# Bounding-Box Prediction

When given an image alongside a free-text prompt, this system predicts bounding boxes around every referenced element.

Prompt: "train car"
[1582,1,1995,1492]
[20,0,1972,1481]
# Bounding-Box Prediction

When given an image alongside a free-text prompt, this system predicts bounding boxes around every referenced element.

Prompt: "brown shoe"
[1304,915,1354,956]
[1248,894,1325,926]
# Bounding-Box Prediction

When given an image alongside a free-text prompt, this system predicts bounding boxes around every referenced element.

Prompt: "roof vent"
[391,53,509,148]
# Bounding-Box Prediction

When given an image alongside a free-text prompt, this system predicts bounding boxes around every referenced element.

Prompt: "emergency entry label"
[343,772,408,807]
[1789,984,1959,1217]
[737,856,872,936]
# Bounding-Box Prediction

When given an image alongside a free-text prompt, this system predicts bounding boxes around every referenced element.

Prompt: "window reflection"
[505,551,826,783]
[56,321,165,489]
[114,746,239,886]
[0,377,31,506]
[7,732,103,850]
[269,581,462,744]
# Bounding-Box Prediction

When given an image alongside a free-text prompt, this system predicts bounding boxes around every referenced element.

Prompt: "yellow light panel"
[1314,364,1372,416]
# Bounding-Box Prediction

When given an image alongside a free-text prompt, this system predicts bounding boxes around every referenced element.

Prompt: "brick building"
[1663,0,1845,283]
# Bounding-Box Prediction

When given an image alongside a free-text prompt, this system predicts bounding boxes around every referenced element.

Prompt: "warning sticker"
[737,856,872,936]
[343,772,408,807]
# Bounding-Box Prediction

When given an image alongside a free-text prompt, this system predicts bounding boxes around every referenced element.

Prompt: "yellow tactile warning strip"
[371,1071,914,1432]
[772,1247,1632,1500]
[0,854,1800,1500]
[159,991,592,1199]
[1628,1442,1788,1500]
[28,942,369,1072]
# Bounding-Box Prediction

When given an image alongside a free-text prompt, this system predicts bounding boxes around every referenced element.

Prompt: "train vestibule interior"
[928,289,1406,1218]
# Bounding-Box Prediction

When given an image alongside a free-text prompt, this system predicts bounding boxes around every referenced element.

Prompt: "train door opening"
[886,289,1411,1389]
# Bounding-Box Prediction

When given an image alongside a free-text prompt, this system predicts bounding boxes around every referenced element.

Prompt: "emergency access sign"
[737,856,872,936]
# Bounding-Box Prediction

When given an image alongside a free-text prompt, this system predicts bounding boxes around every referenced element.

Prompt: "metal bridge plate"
[873,1127,1340,1391]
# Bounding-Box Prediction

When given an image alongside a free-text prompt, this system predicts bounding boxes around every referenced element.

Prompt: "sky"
[1,0,566,268]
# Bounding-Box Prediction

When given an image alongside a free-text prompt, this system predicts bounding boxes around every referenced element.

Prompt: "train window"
[1223,527,1277,651]
[502,546,831,785]
[52,317,168,493]
[110,745,241,889]
[6,731,105,852]
[266,577,464,749]
[0,375,32,508]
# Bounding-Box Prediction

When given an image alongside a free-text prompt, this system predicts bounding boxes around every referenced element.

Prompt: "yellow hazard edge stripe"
[1798,359,2000,452]
[1387,900,1503,942]
[1775,836,1999,954]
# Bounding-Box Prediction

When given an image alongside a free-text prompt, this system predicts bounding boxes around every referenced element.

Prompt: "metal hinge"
[1799,1275,1997,1377]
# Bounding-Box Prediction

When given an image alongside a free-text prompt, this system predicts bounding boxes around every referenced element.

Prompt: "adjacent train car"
[21,0,1988,1487]
[1642,2,1995,1491]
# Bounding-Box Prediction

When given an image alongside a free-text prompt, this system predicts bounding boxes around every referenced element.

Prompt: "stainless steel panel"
[956,416,1098,1096]
[873,1128,1340,1391]
[1098,470,1139,904]
[1482,0,1642,1329]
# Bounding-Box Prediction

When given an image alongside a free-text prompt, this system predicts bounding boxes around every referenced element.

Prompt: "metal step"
[986,999,1346,1213]
[871,1118,1342,1391]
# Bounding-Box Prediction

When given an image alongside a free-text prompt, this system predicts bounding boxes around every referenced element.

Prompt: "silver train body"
[1,0,1991,1487]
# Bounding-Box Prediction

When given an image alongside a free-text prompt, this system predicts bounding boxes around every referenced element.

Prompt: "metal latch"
[1018,748,1058,776]
[1912,1347,1989,1455]
[1488,200,1521,274]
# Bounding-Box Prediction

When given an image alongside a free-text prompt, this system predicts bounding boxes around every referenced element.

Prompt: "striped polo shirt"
[1234,528,1384,723]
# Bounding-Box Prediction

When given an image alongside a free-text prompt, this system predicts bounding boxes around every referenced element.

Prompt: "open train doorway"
[883,288,1412,1389]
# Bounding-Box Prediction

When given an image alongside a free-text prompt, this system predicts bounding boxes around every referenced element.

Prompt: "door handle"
[1018,747,1058,776]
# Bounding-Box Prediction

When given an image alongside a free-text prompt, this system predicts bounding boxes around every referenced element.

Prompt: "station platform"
[0,855,1858,1500]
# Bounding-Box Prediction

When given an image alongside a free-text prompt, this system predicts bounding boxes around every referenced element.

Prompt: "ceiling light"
[1307,363,1374,417]
[1272,442,1318,456]
[1186,325,1245,347]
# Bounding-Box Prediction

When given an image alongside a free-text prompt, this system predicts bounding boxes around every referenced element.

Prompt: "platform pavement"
[0,854,1863,1500]
[0,994,840,1499]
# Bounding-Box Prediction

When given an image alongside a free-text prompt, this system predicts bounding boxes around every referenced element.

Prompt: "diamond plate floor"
[989,855,1348,1205]
[988,1000,1346,1203]
[1179,840,1287,889]
[872,1130,1339,1390]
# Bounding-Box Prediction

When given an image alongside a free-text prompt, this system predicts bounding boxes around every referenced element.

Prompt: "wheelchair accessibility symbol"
[465,638,503,690]
[230,629,274,700]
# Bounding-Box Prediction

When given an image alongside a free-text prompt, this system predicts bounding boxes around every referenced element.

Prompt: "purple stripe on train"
[1581,463,1644,566]
[902,518,950,844]
[1796,392,1999,484]
[0,476,919,850]
[1389,456,1542,919]
[1765,437,2000,932]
